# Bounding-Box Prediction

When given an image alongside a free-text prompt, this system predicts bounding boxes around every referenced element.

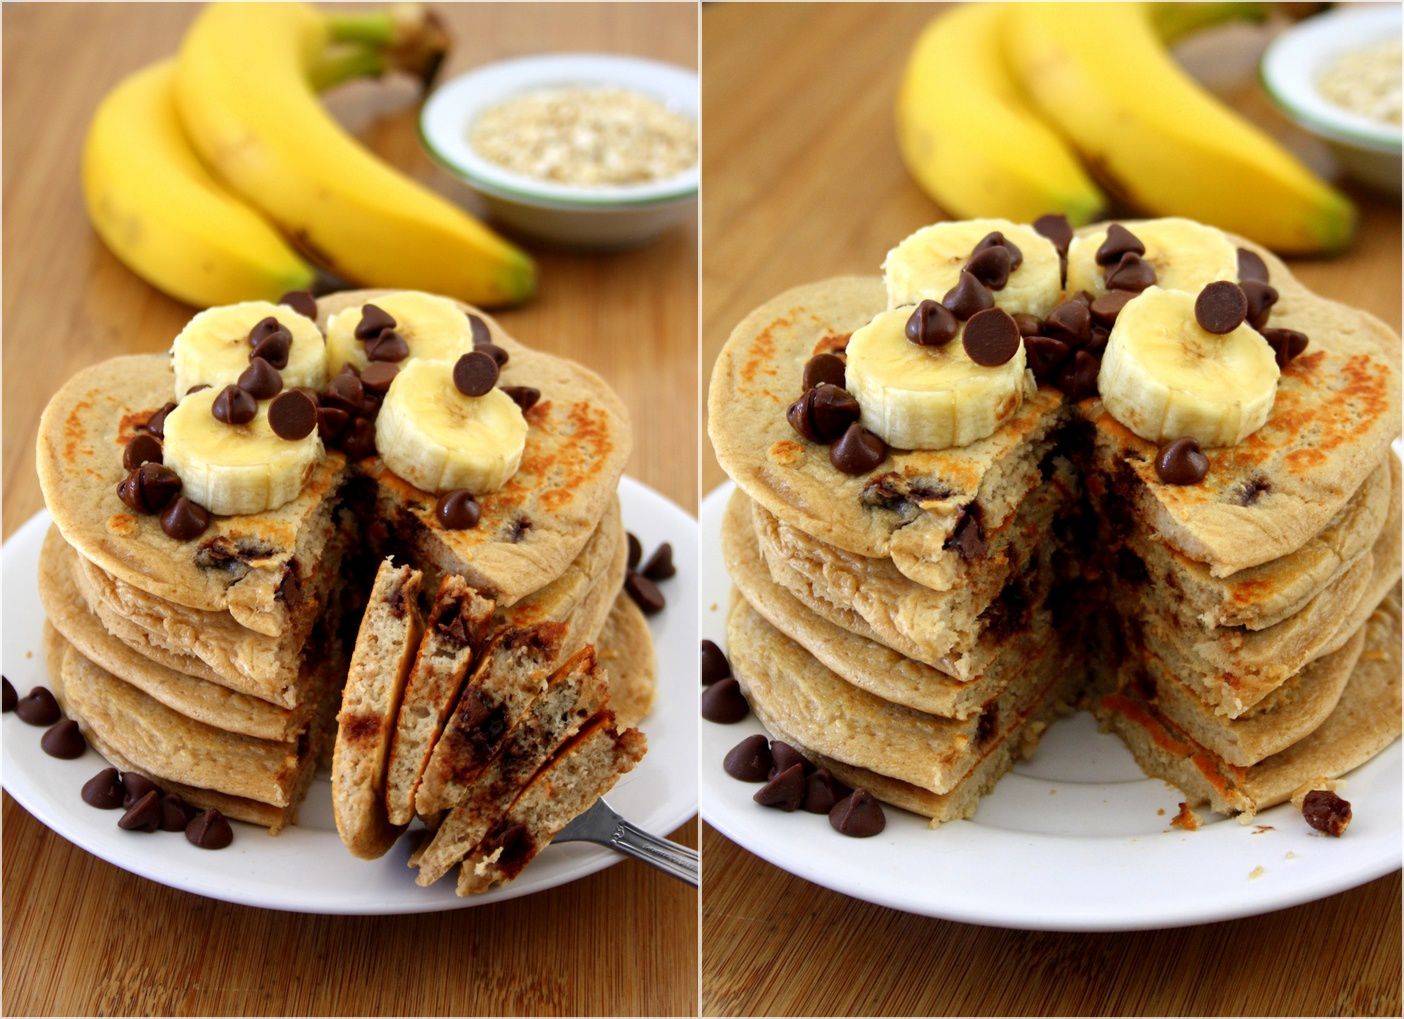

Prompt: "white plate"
[699,482,1401,932]
[2,476,697,915]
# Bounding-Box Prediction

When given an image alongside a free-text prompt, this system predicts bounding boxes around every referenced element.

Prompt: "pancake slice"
[595,593,657,730]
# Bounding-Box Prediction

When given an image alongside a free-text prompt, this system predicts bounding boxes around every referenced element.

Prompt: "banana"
[82,60,316,308]
[174,4,536,307]
[1066,218,1238,298]
[325,291,473,376]
[884,219,1062,318]
[162,386,323,516]
[1003,3,1355,255]
[895,5,1104,224]
[374,360,527,494]
[845,306,1031,451]
[1097,286,1279,447]
[172,301,326,398]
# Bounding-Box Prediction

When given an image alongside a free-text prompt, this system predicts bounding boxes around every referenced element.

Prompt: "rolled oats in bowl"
[1316,40,1402,126]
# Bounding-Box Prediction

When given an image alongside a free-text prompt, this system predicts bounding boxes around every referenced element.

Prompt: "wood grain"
[700,4,1401,1016]
[1,4,697,1016]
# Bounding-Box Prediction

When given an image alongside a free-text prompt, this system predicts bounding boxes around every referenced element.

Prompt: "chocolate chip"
[1069,290,1094,308]
[1087,325,1110,354]
[753,763,805,811]
[640,543,675,581]
[268,390,317,441]
[211,384,256,426]
[1301,789,1351,837]
[965,244,1013,290]
[467,312,491,346]
[477,342,510,368]
[1195,281,1248,334]
[942,270,994,320]
[118,789,163,832]
[1154,437,1208,485]
[1104,252,1156,292]
[502,386,541,414]
[803,352,847,390]
[140,401,178,439]
[160,793,193,832]
[768,741,808,779]
[160,496,211,541]
[963,307,1021,366]
[1241,279,1278,329]
[186,808,234,849]
[627,533,643,570]
[237,357,284,399]
[701,677,749,723]
[829,423,886,475]
[326,367,365,413]
[945,505,987,560]
[787,384,861,444]
[1025,335,1070,383]
[41,719,86,759]
[121,773,158,808]
[723,734,772,781]
[829,789,886,837]
[1043,301,1092,345]
[971,230,1023,271]
[435,489,481,530]
[122,433,163,470]
[1033,213,1074,255]
[339,417,377,460]
[1012,313,1042,337]
[453,350,500,397]
[1237,247,1270,284]
[15,686,60,725]
[905,299,958,347]
[1096,224,1145,265]
[317,405,350,443]
[365,330,410,363]
[1056,349,1100,402]
[803,767,842,814]
[117,463,182,515]
[359,361,400,394]
[81,768,125,809]
[625,571,666,615]
[355,304,396,340]
[2,676,14,712]
[247,318,292,368]
[187,384,211,396]
[1090,289,1135,327]
[279,290,318,320]
[1235,476,1271,505]
[1261,327,1309,369]
[701,640,730,687]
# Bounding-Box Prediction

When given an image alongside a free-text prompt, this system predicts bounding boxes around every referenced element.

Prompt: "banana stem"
[1150,2,1268,44]
[308,44,388,91]
[324,10,398,47]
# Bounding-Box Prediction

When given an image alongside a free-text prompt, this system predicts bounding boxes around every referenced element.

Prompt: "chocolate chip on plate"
[186,808,234,849]
[81,767,125,809]
[1056,349,1100,403]
[701,677,749,723]
[1261,327,1310,369]
[829,789,886,837]
[453,350,500,397]
[211,384,257,426]
[802,352,847,390]
[1241,279,1278,329]
[753,763,806,811]
[467,312,491,347]
[268,390,317,441]
[941,269,994,321]
[141,401,178,439]
[963,307,1021,367]
[1032,213,1074,255]
[435,489,481,530]
[829,423,886,475]
[625,571,666,615]
[1237,247,1270,285]
[701,639,730,687]
[803,768,843,814]
[502,386,541,413]
[160,793,194,832]
[1301,789,1351,837]
[365,330,410,363]
[964,243,1013,290]
[1155,437,1209,485]
[279,289,319,320]
[2,676,15,712]
[117,463,182,515]
[627,533,643,570]
[122,433,163,470]
[723,734,772,782]
[121,772,159,808]
[355,303,396,340]
[905,299,958,347]
[1042,301,1092,345]
[359,361,401,394]
[15,686,60,725]
[1024,335,1070,383]
[1104,252,1156,292]
[247,318,292,368]
[1089,289,1135,327]
[237,356,284,399]
[1095,224,1145,265]
[768,741,808,779]
[1194,281,1248,335]
[118,789,162,832]
[640,542,675,581]
[160,496,211,541]
[41,719,86,759]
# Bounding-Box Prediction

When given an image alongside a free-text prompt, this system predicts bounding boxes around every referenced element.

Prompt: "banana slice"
[845,306,1031,451]
[162,387,323,516]
[1097,286,1279,447]
[1066,217,1237,298]
[171,300,324,398]
[883,218,1062,317]
[374,359,527,494]
[325,291,475,376]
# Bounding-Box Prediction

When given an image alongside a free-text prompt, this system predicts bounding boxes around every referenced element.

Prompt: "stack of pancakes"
[709,239,1401,825]
[36,291,655,837]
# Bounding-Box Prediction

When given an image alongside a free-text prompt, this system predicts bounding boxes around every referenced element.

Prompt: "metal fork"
[554,799,698,886]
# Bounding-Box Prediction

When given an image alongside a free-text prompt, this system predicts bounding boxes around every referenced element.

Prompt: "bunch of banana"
[896,3,1356,255]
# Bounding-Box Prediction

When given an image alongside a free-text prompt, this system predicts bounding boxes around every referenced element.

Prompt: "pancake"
[594,593,657,731]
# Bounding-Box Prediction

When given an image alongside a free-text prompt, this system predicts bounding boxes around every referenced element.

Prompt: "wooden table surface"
[2,4,697,1016]
[700,4,1401,1016]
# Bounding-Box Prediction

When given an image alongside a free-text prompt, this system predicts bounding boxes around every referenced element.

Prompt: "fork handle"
[606,817,699,887]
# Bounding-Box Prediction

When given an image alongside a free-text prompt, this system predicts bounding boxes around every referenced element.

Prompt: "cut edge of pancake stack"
[35,289,658,891]
[709,215,1402,831]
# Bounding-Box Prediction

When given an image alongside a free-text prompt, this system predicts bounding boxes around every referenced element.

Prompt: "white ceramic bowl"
[421,53,699,249]
[1260,6,1402,195]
